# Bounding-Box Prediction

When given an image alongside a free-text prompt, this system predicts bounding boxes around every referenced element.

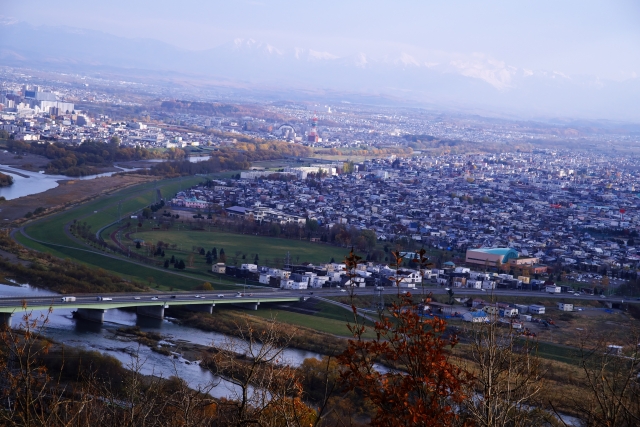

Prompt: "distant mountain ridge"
[1,21,639,121]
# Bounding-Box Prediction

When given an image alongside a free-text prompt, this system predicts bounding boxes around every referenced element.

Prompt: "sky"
[2,0,639,81]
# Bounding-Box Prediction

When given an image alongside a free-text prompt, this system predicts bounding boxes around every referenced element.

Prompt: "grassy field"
[129,229,357,268]
[251,302,375,339]
[16,175,239,290]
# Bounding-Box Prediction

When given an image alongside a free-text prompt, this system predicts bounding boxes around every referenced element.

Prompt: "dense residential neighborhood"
[168,150,640,287]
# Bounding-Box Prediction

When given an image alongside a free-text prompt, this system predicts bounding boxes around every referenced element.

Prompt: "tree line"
[6,139,160,176]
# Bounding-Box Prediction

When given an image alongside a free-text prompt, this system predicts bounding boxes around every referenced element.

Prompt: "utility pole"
[285,251,291,270]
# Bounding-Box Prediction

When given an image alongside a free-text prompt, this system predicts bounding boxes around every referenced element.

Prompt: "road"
[1,285,634,311]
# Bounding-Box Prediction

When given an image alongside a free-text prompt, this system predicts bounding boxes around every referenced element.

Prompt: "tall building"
[307,115,319,143]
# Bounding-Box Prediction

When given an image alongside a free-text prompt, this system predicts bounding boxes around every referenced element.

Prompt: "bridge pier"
[185,304,214,314]
[0,313,12,329]
[234,302,260,311]
[76,308,106,323]
[137,305,165,320]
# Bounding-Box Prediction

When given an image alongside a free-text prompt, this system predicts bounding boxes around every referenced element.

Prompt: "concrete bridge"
[0,292,303,327]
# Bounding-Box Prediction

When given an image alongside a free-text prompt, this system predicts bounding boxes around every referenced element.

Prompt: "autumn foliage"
[338,292,471,427]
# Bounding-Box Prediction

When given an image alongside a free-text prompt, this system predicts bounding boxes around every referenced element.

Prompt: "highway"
[0,286,635,312]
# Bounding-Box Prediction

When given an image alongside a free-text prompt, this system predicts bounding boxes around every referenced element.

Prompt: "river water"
[0,284,321,399]
[0,155,207,201]
[0,164,138,201]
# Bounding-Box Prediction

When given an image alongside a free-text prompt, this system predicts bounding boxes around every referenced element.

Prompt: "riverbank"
[168,307,349,356]
[1,173,155,221]
[0,149,51,172]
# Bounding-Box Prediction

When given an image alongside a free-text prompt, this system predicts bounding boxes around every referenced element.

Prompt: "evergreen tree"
[170,255,176,264]
[212,247,217,260]
[254,254,259,264]
[164,260,169,268]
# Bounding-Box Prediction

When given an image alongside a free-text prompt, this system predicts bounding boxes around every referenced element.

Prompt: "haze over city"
[0,2,640,426]
[2,0,640,120]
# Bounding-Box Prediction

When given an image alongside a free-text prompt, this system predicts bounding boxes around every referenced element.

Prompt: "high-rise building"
[307,115,319,143]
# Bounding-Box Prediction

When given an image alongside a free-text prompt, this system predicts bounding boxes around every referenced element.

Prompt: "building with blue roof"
[465,247,519,267]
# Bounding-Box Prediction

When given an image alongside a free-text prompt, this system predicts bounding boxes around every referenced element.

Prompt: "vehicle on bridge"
[97,297,113,301]
[60,296,76,302]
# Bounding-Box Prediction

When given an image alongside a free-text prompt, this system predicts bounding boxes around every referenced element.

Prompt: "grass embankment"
[16,176,219,290]
[169,306,352,355]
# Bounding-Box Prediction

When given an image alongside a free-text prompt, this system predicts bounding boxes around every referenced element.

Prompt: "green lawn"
[130,229,356,268]
[17,175,229,290]
[251,307,375,338]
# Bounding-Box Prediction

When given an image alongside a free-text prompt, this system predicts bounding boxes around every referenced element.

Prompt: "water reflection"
[0,284,321,398]
[0,164,139,201]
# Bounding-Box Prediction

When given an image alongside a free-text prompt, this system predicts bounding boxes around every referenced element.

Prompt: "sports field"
[130,229,355,268]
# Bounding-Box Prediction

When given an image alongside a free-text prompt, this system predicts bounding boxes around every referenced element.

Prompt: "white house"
[467,280,482,289]
[268,268,290,279]
[310,276,329,288]
[529,305,546,314]
[500,307,519,318]
[291,281,308,290]
[395,272,421,288]
[558,302,573,312]
[326,271,343,283]
[259,274,271,285]
[545,285,561,294]
[482,280,496,290]
[345,277,366,287]
[241,264,258,272]
[280,279,293,289]
[463,311,489,323]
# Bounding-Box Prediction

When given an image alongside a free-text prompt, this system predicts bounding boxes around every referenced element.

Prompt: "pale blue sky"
[2,0,639,79]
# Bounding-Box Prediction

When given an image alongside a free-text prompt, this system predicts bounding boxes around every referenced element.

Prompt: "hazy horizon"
[1,0,639,121]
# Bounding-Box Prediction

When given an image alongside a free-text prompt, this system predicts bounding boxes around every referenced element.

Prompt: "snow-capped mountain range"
[0,22,638,121]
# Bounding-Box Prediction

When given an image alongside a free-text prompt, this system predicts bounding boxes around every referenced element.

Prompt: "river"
[0,155,208,201]
[0,283,321,399]
[0,164,139,201]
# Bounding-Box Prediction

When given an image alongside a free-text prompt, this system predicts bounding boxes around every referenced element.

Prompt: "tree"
[254,253,259,264]
[136,241,141,249]
[164,259,169,268]
[337,292,471,427]
[170,254,176,264]
[0,309,94,426]
[338,250,470,427]
[219,248,227,264]
[563,330,640,427]
[206,318,316,427]
[462,318,546,427]
[361,229,377,252]
[202,282,213,291]
[212,247,217,260]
